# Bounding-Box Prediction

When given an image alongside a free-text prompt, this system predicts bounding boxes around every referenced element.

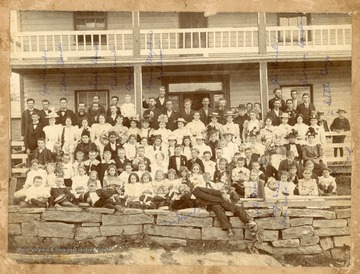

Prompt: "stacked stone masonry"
[8,206,351,258]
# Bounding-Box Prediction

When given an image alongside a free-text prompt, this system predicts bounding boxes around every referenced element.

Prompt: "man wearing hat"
[207,112,223,138]
[163,99,180,131]
[222,111,240,143]
[198,97,214,126]
[266,99,283,126]
[330,108,350,158]
[234,104,250,142]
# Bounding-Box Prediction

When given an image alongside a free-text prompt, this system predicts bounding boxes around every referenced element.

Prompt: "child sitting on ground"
[48,176,77,207]
[71,166,90,202]
[45,163,57,188]
[318,167,337,196]
[21,176,50,207]
[298,168,319,196]
[84,181,124,212]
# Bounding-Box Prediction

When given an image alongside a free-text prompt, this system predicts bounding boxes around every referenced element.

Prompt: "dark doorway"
[179,12,207,49]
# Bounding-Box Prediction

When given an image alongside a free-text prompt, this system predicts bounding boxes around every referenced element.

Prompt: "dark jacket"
[24,122,45,151]
[296,103,316,125]
[56,109,77,126]
[168,155,188,174]
[266,109,283,126]
[186,157,205,173]
[21,108,40,136]
[198,107,214,126]
[163,110,180,131]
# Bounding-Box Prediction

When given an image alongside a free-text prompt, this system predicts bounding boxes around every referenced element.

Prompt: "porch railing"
[267,24,352,53]
[10,30,134,60]
[140,27,259,56]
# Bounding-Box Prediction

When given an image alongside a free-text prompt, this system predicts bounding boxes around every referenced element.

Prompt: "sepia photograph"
[6,8,354,269]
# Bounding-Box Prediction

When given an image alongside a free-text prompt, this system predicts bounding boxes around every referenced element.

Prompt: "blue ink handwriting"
[160,207,202,225]
[57,43,67,94]
[39,50,49,96]
[271,36,280,87]
[110,46,118,90]
[89,45,99,90]
[125,64,132,92]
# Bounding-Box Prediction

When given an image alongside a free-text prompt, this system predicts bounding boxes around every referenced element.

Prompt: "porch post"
[132,11,141,58]
[134,65,143,117]
[258,12,269,115]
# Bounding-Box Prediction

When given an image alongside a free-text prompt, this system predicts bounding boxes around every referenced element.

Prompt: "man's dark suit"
[168,154,188,174]
[24,122,45,151]
[198,107,214,125]
[143,107,161,129]
[186,157,205,173]
[106,115,118,126]
[277,159,303,179]
[104,141,123,160]
[180,109,196,123]
[164,110,180,131]
[21,108,40,137]
[115,157,130,174]
[296,103,316,125]
[266,109,283,126]
[39,109,52,126]
[56,109,77,126]
[143,97,167,111]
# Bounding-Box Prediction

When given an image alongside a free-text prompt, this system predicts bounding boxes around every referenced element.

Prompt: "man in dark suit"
[143,86,167,111]
[168,144,188,175]
[234,104,250,141]
[216,98,228,125]
[268,88,286,111]
[143,97,161,129]
[107,105,119,126]
[115,147,130,174]
[285,99,298,126]
[21,98,40,138]
[56,97,77,126]
[296,93,316,125]
[198,97,213,126]
[244,147,258,169]
[38,99,52,126]
[290,89,303,110]
[106,96,121,117]
[266,99,283,126]
[75,102,90,127]
[24,111,45,154]
[186,148,205,173]
[163,100,180,131]
[180,98,196,123]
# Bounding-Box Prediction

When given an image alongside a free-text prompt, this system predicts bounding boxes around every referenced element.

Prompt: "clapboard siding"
[20,11,74,32]
[208,13,258,28]
[22,72,134,112]
[107,12,133,29]
[267,61,351,123]
[140,12,179,29]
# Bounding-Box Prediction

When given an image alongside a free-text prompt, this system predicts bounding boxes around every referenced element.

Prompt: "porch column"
[257,13,269,115]
[134,65,143,117]
[259,61,269,117]
[132,11,141,58]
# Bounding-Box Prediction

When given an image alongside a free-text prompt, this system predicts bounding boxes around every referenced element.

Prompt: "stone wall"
[8,206,351,259]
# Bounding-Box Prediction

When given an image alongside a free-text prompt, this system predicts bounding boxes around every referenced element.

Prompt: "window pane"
[169,82,223,93]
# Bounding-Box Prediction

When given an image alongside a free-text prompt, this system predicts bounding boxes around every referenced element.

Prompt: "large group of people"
[14,86,350,237]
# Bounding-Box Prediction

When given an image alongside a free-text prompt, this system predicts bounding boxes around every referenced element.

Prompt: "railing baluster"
[76,34,78,51]
[283,30,286,46]
[220,31,223,48]
[213,31,215,48]
[36,35,39,52]
[122,34,125,50]
[343,28,345,45]
[251,30,254,47]
[106,34,109,51]
[183,31,185,49]
[21,36,24,52]
[175,31,178,49]
[320,30,323,46]
[236,31,238,47]
[160,32,163,49]
[335,29,338,45]
[199,31,202,48]
[99,34,101,51]
[328,29,330,45]
[44,35,47,51]
[228,31,230,48]
[190,30,193,48]
[60,35,63,51]
[29,36,32,52]
[91,34,94,49]
[52,35,55,52]
[83,35,86,51]
[68,35,70,51]
[290,30,293,46]
[168,33,170,49]
[243,31,245,47]
[114,34,118,49]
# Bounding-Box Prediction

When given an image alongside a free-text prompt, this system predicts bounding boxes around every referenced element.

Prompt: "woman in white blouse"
[91,114,112,142]
[43,113,62,151]
[60,117,78,154]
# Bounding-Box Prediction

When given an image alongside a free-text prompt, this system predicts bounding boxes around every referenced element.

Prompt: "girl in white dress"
[43,113,62,151]
[173,118,191,145]
[112,115,129,137]
[152,115,172,145]
[293,115,309,145]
